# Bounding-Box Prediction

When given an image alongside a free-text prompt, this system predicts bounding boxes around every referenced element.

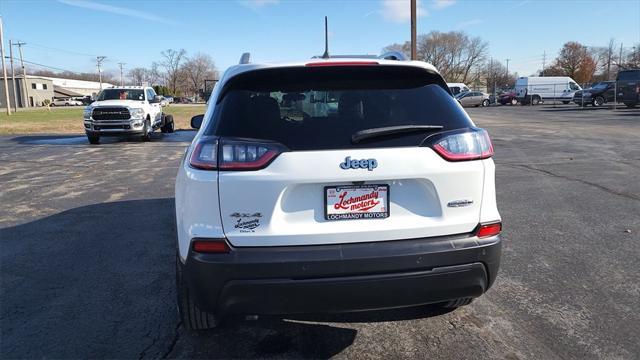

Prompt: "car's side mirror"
[151,95,162,103]
[191,114,204,129]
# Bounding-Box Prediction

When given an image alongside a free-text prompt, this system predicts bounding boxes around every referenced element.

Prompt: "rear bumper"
[183,233,502,317]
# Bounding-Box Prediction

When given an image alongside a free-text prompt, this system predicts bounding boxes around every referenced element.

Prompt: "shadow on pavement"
[1,198,450,358]
[10,130,196,146]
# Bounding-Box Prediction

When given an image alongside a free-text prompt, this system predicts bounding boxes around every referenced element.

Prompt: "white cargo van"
[515,77,581,105]
[447,83,470,95]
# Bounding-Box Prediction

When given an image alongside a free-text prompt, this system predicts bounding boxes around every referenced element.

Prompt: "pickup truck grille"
[92,107,130,120]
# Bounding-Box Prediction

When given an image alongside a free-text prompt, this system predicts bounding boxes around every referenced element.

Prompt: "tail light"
[431,128,493,161]
[192,239,231,253]
[476,222,502,238]
[189,136,286,171]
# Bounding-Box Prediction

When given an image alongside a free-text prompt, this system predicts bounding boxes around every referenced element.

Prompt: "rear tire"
[176,256,218,330]
[87,134,100,145]
[531,96,541,105]
[510,98,517,105]
[440,297,474,308]
[593,96,604,107]
[161,114,175,133]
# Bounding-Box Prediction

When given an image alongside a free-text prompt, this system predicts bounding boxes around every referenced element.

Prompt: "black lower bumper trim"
[184,234,501,316]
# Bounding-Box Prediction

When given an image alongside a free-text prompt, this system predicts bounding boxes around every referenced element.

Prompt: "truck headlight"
[83,108,92,119]
[129,108,145,119]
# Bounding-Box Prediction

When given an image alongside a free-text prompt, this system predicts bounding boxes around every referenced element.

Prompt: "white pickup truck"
[83,86,174,144]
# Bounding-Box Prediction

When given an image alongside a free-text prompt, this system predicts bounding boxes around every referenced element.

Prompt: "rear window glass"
[617,70,640,81]
[206,66,473,150]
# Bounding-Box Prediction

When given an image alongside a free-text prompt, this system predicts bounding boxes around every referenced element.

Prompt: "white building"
[36,76,114,99]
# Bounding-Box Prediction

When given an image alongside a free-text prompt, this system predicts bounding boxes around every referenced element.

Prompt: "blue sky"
[1,0,638,78]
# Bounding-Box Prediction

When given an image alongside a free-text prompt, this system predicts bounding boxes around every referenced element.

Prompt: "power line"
[3,55,78,73]
[21,42,99,58]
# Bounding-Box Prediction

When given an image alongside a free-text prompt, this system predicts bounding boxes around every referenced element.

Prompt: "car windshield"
[96,89,145,101]
[207,66,473,151]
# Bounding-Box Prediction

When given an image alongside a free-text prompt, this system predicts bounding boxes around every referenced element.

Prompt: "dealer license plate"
[325,185,389,220]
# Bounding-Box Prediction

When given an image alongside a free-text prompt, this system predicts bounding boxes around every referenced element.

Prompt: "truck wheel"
[176,255,218,330]
[141,119,152,142]
[592,96,604,107]
[510,98,518,105]
[161,114,175,133]
[87,133,100,145]
[532,96,541,105]
[440,297,474,308]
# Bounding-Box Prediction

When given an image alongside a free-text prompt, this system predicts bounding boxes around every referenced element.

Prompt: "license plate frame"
[324,184,390,221]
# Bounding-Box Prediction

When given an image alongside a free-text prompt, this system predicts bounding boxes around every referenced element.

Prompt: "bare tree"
[383,31,488,83]
[159,49,187,95]
[181,53,218,100]
[128,67,146,86]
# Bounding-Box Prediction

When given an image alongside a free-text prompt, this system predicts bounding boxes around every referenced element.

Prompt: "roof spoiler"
[310,51,408,61]
[239,52,251,64]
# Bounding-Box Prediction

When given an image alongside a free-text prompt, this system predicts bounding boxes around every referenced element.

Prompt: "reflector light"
[305,61,379,67]
[192,240,231,253]
[477,222,502,238]
[432,129,494,161]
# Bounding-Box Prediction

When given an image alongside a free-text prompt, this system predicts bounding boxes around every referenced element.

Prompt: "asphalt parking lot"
[1,105,639,359]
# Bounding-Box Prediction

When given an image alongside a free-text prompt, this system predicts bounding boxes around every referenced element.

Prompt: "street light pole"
[9,40,18,111]
[96,56,106,90]
[15,42,28,108]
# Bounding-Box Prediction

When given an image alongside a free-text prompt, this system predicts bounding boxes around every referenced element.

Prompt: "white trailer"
[515,76,581,105]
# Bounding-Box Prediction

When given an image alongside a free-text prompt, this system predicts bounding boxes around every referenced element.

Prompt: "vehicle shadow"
[0,198,450,359]
[10,130,196,146]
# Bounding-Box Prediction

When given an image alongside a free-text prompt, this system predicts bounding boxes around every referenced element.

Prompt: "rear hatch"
[617,70,640,102]
[197,64,491,247]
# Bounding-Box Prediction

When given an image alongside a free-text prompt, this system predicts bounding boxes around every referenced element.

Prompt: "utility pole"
[118,62,126,86]
[542,51,546,76]
[15,41,28,108]
[0,16,11,115]
[410,0,417,60]
[619,43,623,70]
[96,56,106,90]
[505,58,510,76]
[9,40,18,111]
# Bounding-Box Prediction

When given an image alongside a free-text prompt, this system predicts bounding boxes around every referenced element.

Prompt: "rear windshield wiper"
[351,125,444,144]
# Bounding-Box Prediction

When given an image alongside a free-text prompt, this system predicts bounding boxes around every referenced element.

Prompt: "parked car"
[175,55,502,330]
[447,82,470,95]
[573,81,616,107]
[455,91,491,107]
[164,96,174,104]
[498,91,518,105]
[51,98,82,106]
[515,76,581,105]
[616,69,640,108]
[159,96,169,107]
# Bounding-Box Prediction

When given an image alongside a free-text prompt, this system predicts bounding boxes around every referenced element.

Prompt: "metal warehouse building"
[0,76,114,108]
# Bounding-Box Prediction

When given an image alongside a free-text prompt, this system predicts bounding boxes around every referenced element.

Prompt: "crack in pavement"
[161,321,182,359]
[504,163,640,202]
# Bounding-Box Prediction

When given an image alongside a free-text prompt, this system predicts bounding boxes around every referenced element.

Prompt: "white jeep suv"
[83,86,174,144]
[175,57,502,329]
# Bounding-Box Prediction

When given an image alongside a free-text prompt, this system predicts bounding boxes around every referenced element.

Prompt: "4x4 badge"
[339,156,378,171]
